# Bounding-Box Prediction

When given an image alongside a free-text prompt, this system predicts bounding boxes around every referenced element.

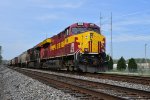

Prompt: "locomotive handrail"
[74,48,81,60]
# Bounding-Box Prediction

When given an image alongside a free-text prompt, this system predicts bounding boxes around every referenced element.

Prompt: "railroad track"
[82,73,150,86]
[10,66,150,86]
[46,70,150,86]
[10,67,150,100]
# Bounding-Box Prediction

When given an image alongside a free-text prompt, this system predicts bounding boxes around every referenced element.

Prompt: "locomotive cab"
[69,23,108,72]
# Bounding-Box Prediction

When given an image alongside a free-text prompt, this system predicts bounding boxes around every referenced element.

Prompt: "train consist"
[10,22,108,73]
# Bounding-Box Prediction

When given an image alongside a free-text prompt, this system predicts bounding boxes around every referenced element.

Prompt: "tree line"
[113,58,150,63]
[106,55,138,72]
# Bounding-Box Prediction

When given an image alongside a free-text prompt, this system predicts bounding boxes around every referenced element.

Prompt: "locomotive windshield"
[72,27,100,34]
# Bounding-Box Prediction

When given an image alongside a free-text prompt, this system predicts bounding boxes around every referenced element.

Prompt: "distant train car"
[27,48,40,68]
[11,59,15,66]
[20,51,28,67]
[10,22,108,73]
[13,57,18,66]
[10,58,17,66]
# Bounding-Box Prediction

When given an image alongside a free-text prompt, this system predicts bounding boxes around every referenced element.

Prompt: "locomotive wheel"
[77,68,83,72]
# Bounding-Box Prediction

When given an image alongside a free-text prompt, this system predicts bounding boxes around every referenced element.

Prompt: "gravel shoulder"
[0,65,77,100]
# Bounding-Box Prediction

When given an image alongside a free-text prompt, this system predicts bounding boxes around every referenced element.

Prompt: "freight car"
[10,22,108,73]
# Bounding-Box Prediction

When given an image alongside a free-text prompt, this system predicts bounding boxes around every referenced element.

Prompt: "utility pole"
[110,12,113,59]
[145,44,147,65]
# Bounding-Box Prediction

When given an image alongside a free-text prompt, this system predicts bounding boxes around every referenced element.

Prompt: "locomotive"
[10,22,108,73]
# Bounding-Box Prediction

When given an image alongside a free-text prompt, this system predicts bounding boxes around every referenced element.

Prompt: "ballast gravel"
[23,68,150,99]
[28,68,150,92]
[0,65,77,100]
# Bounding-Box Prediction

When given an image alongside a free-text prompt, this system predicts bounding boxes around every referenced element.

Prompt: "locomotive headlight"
[77,22,83,26]
[84,48,88,52]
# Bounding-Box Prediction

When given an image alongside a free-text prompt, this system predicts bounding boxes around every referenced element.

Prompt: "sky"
[0,0,150,60]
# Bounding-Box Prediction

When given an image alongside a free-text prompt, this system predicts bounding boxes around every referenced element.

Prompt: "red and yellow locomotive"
[10,22,108,73]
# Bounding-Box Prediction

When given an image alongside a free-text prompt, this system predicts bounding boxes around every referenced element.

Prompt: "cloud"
[114,17,150,26]
[114,10,150,19]
[28,0,84,9]
[106,34,150,42]
[36,14,60,21]
[100,12,150,35]
[42,2,83,9]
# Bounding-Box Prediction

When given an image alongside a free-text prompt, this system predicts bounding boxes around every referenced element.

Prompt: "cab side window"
[65,27,70,37]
